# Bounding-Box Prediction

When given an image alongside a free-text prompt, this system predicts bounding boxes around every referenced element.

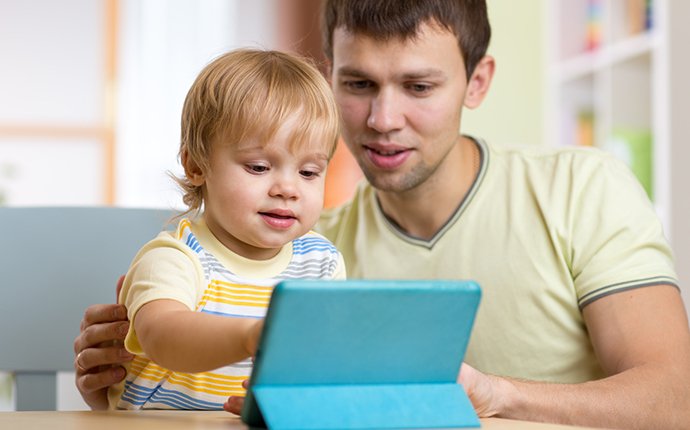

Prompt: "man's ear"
[464,55,495,109]
[325,58,333,85]
[182,150,206,186]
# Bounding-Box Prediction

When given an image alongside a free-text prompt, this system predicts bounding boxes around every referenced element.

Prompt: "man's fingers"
[76,365,127,394]
[75,319,129,354]
[116,275,125,301]
[80,303,128,332]
[74,344,133,374]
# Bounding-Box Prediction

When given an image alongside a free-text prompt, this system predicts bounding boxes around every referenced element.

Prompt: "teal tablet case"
[241,279,482,430]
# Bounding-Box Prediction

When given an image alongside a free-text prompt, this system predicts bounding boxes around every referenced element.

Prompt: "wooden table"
[0,410,603,430]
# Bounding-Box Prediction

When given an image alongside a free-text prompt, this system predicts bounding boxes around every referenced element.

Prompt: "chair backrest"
[0,207,174,410]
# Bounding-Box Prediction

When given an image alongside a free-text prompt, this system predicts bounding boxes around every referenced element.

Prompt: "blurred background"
[1,0,688,411]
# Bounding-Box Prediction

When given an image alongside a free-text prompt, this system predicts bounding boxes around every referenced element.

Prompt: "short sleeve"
[120,233,206,354]
[569,153,677,307]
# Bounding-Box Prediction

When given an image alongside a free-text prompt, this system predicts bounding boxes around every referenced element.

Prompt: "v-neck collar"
[375,136,489,250]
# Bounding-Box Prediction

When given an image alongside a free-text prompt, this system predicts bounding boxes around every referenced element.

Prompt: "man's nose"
[367,89,405,133]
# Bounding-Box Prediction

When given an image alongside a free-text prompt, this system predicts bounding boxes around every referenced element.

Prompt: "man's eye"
[409,84,432,94]
[346,81,371,91]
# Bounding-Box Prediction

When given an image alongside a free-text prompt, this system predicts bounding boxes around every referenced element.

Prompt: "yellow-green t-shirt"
[316,137,677,383]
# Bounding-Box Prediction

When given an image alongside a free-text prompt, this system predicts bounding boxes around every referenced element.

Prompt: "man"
[74,1,690,427]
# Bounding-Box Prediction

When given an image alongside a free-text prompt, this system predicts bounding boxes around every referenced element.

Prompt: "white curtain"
[115,0,277,209]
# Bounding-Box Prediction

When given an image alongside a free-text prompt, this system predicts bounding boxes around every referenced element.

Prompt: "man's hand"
[73,275,134,410]
[458,285,690,429]
[457,362,508,418]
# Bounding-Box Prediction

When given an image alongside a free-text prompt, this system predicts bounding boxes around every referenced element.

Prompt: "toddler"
[108,49,345,410]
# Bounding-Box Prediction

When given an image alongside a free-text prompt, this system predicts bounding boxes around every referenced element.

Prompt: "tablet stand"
[252,382,480,430]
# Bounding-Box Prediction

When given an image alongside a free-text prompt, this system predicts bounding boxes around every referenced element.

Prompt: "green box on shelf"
[601,128,653,201]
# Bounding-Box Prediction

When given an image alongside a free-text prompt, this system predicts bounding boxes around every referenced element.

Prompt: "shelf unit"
[545,0,668,231]
[544,0,690,306]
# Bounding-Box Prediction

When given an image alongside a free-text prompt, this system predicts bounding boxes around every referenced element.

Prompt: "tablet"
[241,279,481,430]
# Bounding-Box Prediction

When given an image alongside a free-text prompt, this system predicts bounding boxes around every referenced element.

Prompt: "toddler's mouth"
[260,211,297,229]
[260,209,295,219]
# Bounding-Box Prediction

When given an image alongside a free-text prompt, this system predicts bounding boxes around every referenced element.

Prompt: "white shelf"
[545,0,690,314]
[544,0,669,233]
[553,30,658,83]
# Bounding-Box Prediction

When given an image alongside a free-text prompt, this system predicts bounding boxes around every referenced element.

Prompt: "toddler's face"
[198,115,330,260]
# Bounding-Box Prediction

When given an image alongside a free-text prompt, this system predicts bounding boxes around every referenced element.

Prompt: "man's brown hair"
[321,0,491,80]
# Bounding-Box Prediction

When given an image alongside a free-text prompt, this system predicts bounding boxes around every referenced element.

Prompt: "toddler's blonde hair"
[175,49,341,217]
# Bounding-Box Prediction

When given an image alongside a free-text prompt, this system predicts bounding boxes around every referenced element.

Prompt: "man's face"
[331,23,468,194]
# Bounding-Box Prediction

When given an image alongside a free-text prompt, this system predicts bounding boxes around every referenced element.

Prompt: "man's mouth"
[368,147,405,156]
[363,145,412,170]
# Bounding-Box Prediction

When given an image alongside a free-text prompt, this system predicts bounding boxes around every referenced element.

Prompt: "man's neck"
[375,136,479,241]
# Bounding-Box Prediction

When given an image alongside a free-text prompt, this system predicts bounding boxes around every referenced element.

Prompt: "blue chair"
[0,207,173,410]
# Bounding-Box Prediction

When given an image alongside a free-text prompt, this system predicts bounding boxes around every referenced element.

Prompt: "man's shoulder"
[483,138,612,162]
[478,138,628,183]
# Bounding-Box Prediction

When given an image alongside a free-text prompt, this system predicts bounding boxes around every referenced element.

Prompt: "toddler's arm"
[134,298,263,373]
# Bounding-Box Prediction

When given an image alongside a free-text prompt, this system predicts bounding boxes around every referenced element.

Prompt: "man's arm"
[459,284,690,429]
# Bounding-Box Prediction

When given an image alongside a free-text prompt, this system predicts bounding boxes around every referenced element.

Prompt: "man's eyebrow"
[336,66,446,80]
[336,66,369,78]
[400,68,446,80]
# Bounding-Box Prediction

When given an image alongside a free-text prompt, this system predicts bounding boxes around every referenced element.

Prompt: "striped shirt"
[114,217,344,410]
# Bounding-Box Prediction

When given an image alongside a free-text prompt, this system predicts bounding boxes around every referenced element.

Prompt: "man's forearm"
[479,363,690,429]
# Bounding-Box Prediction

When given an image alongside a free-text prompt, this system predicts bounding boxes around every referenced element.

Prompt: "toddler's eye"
[300,170,318,179]
[249,165,268,173]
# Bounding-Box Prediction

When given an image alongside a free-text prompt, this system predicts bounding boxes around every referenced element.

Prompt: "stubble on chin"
[360,161,436,195]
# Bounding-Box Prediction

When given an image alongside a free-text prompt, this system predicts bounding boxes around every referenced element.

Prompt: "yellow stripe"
[129,357,158,378]
[212,280,274,292]
[199,296,270,308]
[206,285,272,299]
[138,366,170,380]
[131,356,248,384]
[207,286,273,298]
[134,370,170,384]
[196,281,273,308]
[177,219,192,240]
[132,366,247,387]
[167,373,246,396]
[172,371,247,383]
[202,290,269,301]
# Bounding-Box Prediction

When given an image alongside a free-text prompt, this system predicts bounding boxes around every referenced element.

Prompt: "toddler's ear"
[182,150,206,186]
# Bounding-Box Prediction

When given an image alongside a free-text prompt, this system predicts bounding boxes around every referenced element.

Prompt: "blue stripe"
[185,232,202,253]
[293,237,336,248]
[121,382,225,410]
[121,381,159,406]
[293,244,337,252]
[150,387,223,410]
[293,246,338,255]
[293,236,336,247]
[200,309,265,318]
